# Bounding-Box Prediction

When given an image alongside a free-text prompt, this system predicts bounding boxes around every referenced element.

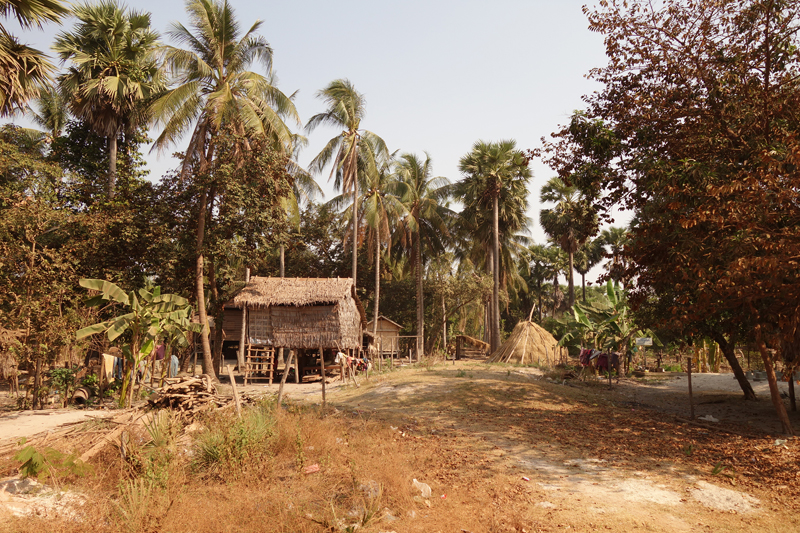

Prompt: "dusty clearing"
[0,361,798,532]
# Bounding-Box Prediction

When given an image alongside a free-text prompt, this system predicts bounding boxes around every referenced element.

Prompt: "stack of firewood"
[147,374,230,413]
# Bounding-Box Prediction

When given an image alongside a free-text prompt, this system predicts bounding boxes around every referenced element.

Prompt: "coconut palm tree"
[306,79,388,285]
[600,226,629,287]
[393,152,451,359]
[29,85,68,139]
[540,176,598,309]
[328,145,405,340]
[54,0,164,198]
[280,132,322,276]
[150,0,300,378]
[574,237,604,301]
[455,139,531,353]
[361,151,405,340]
[525,244,560,322]
[0,0,69,116]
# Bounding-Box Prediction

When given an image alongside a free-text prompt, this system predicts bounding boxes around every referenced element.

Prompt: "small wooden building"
[455,335,489,360]
[366,316,402,357]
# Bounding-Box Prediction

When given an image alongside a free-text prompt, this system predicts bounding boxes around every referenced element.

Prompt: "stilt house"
[229,277,367,349]
[223,277,367,383]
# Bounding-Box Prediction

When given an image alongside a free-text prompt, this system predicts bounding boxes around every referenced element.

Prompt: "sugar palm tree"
[0,0,69,116]
[540,176,598,309]
[306,79,388,285]
[150,0,300,378]
[456,139,531,353]
[393,152,451,358]
[54,0,164,198]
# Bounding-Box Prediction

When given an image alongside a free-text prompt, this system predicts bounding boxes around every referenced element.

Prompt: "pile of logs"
[147,374,234,414]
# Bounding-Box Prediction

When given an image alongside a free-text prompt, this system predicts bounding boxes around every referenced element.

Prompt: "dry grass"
[2,361,800,533]
[0,401,432,533]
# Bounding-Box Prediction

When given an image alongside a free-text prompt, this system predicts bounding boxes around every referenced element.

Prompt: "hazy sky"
[8,0,621,282]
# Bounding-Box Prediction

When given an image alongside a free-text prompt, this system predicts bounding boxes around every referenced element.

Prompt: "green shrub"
[14,443,91,482]
[194,404,275,476]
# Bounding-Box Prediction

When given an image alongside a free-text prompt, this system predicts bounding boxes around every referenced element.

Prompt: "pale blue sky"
[8,0,622,282]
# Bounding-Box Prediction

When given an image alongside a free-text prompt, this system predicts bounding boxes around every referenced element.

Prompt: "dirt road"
[317,363,799,532]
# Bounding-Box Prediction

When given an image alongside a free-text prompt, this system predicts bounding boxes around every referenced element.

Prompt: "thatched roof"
[231,277,367,326]
[486,320,567,365]
[457,334,489,350]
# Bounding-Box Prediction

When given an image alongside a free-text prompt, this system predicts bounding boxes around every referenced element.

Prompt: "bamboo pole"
[226,365,241,419]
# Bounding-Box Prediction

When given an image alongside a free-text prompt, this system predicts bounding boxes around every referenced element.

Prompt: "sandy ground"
[608,372,799,435]
[0,410,116,444]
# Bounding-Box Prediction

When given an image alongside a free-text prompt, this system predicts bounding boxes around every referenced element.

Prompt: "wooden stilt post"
[319,347,326,409]
[789,376,796,412]
[277,349,293,408]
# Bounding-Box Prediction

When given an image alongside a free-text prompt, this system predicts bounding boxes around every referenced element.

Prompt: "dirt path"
[317,362,799,532]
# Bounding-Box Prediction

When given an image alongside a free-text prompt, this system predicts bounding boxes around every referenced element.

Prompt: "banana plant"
[559,280,660,361]
[76,279,198,407]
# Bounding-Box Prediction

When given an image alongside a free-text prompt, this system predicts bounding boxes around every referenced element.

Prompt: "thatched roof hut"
[228,277,367,350]
[486,320,567,365]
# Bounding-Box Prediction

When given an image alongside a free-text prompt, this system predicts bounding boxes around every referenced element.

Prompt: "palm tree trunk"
[352,180,358,283]
[196,187,215,379]
[486,247,494,347]
[280,244,285,277]
[373,232,380,341]
[552,272,559,317]
[492,195,501,353]
[581,272,586,302]
[568,251,575,308]
[442,292,447,352]
[537,279,543,322]
[415,232,424,360]
[108,134,117,198]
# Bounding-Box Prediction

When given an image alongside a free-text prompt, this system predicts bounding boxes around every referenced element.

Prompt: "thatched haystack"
[486,320,567,365]
[230,277,367,350]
